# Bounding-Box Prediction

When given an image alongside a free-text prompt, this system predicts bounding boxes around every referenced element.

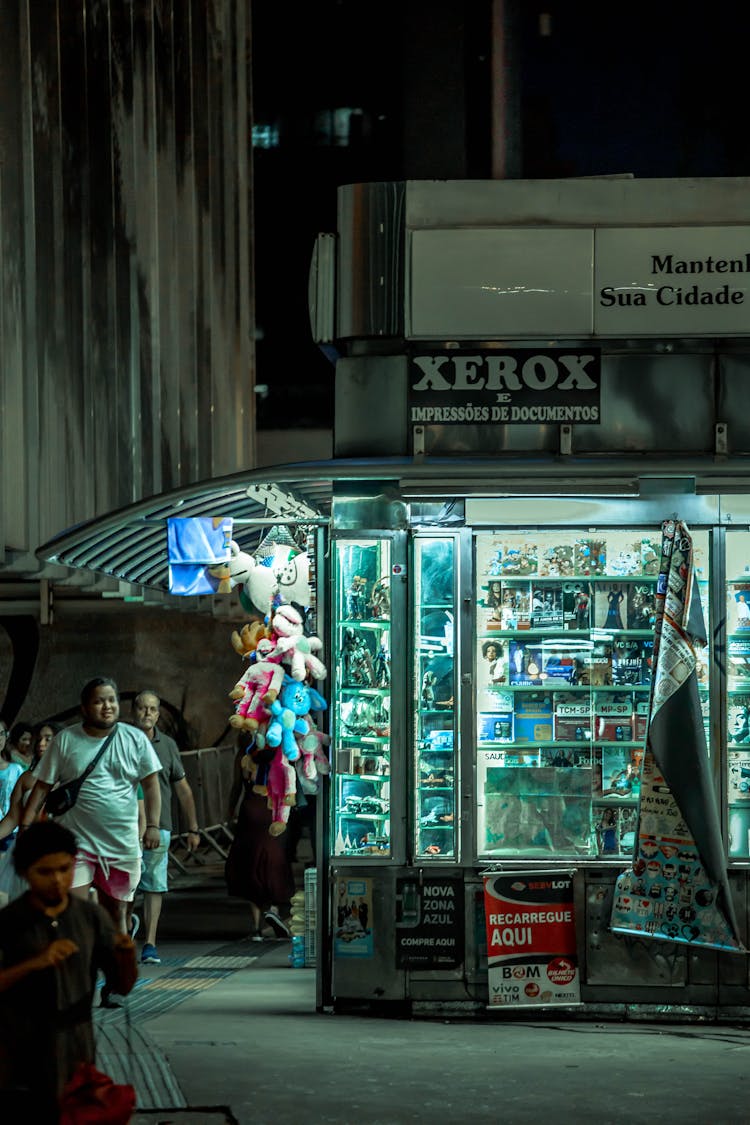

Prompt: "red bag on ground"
[59,1061,136,1124]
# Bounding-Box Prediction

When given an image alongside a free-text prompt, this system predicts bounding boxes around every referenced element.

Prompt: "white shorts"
[72,850,142,903]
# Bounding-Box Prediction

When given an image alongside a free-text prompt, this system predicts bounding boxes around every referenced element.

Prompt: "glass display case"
[726,530,750,859]
[331,538,392,858]
[413,536,457,860]
[474,528,710,859]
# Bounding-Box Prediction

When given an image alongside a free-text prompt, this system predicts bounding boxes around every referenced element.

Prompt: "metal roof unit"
[35,461,337,593]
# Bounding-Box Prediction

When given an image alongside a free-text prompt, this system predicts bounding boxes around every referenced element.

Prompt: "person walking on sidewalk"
[130,689,201,965]
[225,736,294,940]
[0,820,137,1121]
[20,677,162,939]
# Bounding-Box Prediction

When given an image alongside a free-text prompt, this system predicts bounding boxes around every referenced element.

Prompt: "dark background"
[252,1,750,431]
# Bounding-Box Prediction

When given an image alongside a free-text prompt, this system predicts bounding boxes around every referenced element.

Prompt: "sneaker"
[263,910,291,939]
[251,933,264,943]
[100,988,123,1009]
[141,943,161,964]
[129,913,140,940]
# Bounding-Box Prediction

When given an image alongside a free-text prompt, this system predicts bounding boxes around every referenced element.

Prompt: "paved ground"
[101,857,750,1125]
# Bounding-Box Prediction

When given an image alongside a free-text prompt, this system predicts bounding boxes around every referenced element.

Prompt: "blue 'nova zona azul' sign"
[409,349,601,426]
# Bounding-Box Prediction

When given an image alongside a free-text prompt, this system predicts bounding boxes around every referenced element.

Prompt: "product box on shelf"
[424,729,453,751]
[554,691,592,741]
[728,583,750,632]
[540,641,583,683]
[478,685,514,716]
[563,581,593,630]
[537,539,576,578]
[729,695,750,745]
[599,745,640,799]
[593,804,637,856]
[574,536,607,576]
[605,532,646,577]
[728,637,750,688]
[633,699,650,741]
[513,692,554,742]
[589,644,613,686]
[541,746,592,768]
[594,584,629,630]
[479,578,505,631]
[531,583,565,629]
[639,535,661,576]
[728,750,750,800]
[594,692,633,741]
[612,638,653,686]
[508,641,544,685]
[498,579,531,629]
[478,711,514,744]
[477,639,507,687]
[626,583,657,629]
[497,539,538,576]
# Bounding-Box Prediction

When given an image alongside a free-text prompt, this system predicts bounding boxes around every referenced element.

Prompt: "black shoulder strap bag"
[45,724,119,817]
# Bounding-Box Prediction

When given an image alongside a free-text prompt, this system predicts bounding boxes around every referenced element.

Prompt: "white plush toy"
[269,603,327,682]
[277,550,312,608]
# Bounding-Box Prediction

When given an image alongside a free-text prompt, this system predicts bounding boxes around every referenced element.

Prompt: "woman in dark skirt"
[225,738,294,940]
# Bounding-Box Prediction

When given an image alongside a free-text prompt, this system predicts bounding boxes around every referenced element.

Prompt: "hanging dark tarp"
[611,519,743,952]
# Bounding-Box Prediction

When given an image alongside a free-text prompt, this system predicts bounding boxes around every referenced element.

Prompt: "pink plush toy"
[254,729,296,837]
[228,638,285,731]
[265,743,297,836]
[296,713,331,785]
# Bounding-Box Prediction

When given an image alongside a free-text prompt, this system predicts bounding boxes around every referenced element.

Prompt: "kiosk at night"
[41,177,750,1017]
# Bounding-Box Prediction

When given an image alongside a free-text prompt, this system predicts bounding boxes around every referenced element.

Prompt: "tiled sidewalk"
[93,920,267,1114]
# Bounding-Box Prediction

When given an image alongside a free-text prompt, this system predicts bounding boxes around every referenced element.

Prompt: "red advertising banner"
[483,871,580,1008]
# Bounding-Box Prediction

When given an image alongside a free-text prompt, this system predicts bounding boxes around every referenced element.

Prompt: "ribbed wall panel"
[0,0,254,566]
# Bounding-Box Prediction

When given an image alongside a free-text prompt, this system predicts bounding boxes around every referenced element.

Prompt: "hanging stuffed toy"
[277,550,313,624]
[263,676,328,835]
[295,712,331,787]
[268,603,327,682]
[265,744,298,836]
[229,638,286,731]
[230,620,269,658]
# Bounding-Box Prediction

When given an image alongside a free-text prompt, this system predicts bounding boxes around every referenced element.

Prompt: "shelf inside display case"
[414,537,457,861]
[474,527,711,861]
[332,538,393,859]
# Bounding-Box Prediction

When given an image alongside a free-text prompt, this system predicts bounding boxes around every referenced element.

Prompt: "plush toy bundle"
[226,547,329,836]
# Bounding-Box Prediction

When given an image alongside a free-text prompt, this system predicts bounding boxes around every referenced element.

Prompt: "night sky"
[252,2,750,429]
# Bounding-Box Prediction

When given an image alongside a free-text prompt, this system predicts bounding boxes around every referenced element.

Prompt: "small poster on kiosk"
[395,876,464,969]
[483,871,580,1008]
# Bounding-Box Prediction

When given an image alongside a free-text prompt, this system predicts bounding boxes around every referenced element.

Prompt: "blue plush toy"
[265,675,327,762]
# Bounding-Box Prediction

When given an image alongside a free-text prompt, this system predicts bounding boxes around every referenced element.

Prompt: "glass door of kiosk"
[331,535,397,860]
[473,527,711,861]
[413,536,459,861]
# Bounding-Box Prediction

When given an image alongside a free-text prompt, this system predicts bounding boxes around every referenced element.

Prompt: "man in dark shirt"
[0,820,136,1120]
[131,690,200,965]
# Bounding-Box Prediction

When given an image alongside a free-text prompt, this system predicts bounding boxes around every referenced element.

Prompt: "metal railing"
[169,745,236,872]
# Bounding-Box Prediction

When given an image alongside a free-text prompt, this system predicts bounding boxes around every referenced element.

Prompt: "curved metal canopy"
[36,454,750,593]
[36,460,339,593]
[34,453,542,591]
